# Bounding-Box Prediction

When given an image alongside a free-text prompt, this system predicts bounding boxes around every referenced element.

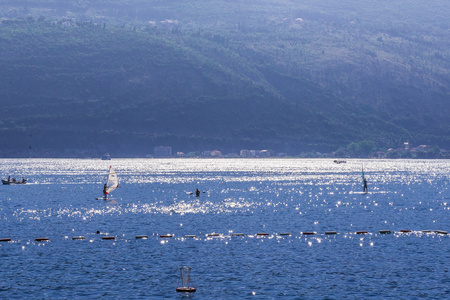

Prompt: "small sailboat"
[96,166,119,200]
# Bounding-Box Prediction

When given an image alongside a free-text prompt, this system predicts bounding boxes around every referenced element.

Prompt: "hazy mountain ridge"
[0,1,448,157]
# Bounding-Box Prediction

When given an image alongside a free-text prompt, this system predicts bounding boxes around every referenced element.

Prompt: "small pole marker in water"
[176,266,196,293]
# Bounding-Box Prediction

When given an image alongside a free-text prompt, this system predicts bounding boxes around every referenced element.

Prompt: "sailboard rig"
[362,165,368,193]
[96,166,119,200]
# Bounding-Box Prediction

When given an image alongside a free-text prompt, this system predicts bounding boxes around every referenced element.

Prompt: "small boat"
[2,177,27,185]
[334,160,346,164]
[101,153,111,160]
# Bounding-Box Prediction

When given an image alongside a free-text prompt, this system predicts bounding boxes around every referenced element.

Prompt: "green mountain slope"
[0,1,448,157]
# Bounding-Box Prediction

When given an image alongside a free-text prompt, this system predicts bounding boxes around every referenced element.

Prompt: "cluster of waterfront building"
[152,146,284,158]
[152,142,449,159]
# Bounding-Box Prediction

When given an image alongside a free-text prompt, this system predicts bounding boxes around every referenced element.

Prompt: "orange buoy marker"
[0,238,11,242]
[135,235,148,239]
[102,236,115,240]
[35,238,49,242]
[325,231,337,235]
[379,230,391,234]
[356,231,368,234]
[176,266,196,293]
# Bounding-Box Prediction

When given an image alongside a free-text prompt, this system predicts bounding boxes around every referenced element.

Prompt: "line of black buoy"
[0,229,447,243]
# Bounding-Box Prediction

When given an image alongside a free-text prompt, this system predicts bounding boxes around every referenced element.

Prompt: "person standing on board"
[195,189,200,197]
[103,183,108,200]
[363,178,368,193]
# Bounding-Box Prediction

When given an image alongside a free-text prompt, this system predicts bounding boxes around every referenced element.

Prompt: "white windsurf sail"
[105,166,119,194]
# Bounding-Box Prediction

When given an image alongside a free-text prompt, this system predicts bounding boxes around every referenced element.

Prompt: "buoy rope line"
[0,230,447,243]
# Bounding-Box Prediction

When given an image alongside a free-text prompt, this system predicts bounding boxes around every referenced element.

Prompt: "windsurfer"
[363,178,368,192]
[103,183,107,200]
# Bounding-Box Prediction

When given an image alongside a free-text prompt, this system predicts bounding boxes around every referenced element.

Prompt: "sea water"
[0,158,448,299]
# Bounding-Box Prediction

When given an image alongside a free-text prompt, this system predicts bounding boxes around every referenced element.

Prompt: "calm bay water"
[0,158,449,299]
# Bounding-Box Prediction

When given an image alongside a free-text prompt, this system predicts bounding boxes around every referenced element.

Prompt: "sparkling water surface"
[0,158,449,299]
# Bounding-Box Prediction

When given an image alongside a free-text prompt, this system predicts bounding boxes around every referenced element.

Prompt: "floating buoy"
[325,231,337,235]
[0,238,11,242]
[35,238,49,242]
[257,233,269,236]
[379,230,391,234]
[206,233,220,237]
[184,235,196,238]
[102,236,115,240]
[160,234,173,238]
[400,230,412,233]
[356,231,368,234]
[176,266,196,293]
[176,287,196,293]
[302,232,315,235]
[232,233,245,236]
[135,235,148,239]
[72,236,86,240]
[434,230,448,235]
[279,233,291,236]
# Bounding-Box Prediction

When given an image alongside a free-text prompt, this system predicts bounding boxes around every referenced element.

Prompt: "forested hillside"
[0,0,448,157]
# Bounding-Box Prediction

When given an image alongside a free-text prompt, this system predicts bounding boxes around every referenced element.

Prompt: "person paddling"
[195,188,200,197]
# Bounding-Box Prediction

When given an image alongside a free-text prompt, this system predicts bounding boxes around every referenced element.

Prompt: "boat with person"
[101,153,111,160]
[96,166,119,201]
[2,177,27,185]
